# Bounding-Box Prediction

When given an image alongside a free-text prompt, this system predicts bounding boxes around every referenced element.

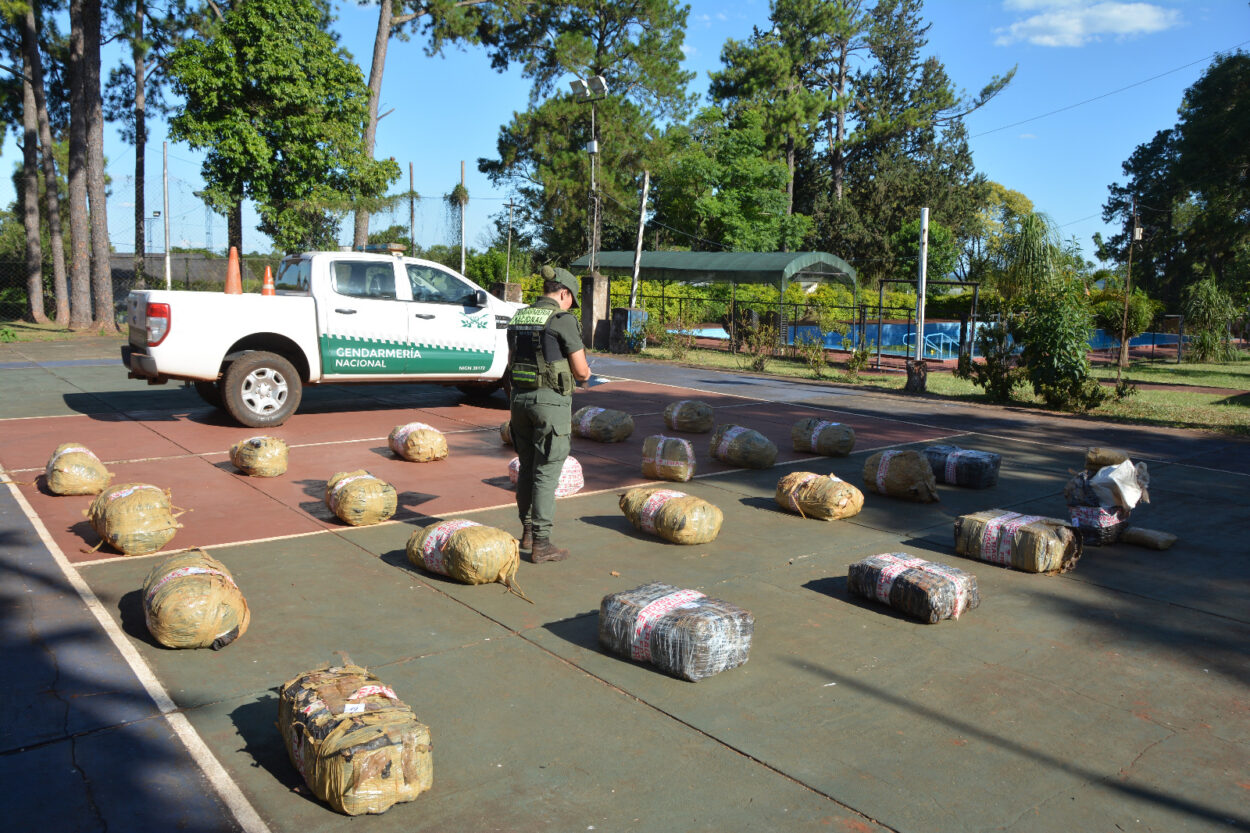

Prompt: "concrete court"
[1,338,1248,833]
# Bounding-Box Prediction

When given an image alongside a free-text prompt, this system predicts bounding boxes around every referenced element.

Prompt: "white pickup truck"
[122,251,521,427]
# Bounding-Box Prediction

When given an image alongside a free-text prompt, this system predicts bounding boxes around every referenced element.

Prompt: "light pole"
[570,75,608,276]
[141,211,162,253]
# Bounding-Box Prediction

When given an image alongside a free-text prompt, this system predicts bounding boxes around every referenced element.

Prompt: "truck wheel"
[193,380,224,409]
[222,351,302,427]
[457,382,504,402]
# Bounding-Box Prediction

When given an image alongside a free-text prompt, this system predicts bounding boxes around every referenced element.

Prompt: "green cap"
[541,265,579,308]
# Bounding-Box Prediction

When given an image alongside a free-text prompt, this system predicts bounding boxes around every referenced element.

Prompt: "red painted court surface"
[2,378,953,564]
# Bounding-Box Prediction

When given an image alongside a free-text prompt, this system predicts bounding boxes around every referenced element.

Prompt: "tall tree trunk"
[132,0,147,289]
[352,0,393,249]
[229,200,242,254]
[68,0,93,328]
[21,41,48,323]
[27,0,69,324]
[832,42,848,202]
[85,0,117,334]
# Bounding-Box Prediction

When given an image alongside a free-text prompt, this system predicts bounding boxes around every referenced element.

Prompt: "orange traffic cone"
[261,265,276,296]
[224,246,243,295]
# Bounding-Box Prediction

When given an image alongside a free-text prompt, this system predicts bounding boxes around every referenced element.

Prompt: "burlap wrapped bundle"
[573,406,634,442]
[499,421,512,446]
[142,550,250,649]
[279,664,433,816]
[599,582,753,681]
[709,424,777,469]
[922,445,1001,489]
[388,422,448,462]
[229,435,288,477]
[1085,446,1130,473]
[507,456,584,497]
[45,442,112,495]
[619,486,722,544]
[1121,527,1177,550]
[663,399,714,433]
[775,472,863,520]
[1066,504,1129,546]
[863,450,939,502]
[406,519,521,591]
[85,483,181,555]
[953,509,1081,574]
[791,418,855,456]
[325,470,397,526]
[847,553,979,624]
[641,435,695,482]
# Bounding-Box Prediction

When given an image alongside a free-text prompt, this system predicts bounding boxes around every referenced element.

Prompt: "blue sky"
[5,0,1248,262]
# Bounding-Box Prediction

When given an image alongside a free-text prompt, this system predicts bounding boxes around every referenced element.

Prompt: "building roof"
[569,251,857,289]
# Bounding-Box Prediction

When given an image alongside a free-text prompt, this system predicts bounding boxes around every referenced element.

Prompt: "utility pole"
[570,75,608,275]
[504,199,516,283]
[914,207,929,361]
[409,162,415,253]
[1116,195,1141,383]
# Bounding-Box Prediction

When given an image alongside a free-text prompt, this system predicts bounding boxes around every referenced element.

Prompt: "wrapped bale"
[953,509,1081,574]
[229,435,288,477]
[1085,446,1130,473]
[325,471,397,526]
[1121,527,1177,550]
[922,445,1001,489]
[663,399,715,433]
[847,553,979,624]
[45,442,112,495]
[388,422,448,463]
[499,421,512,447]
[598,582,753,682]
[1067,504,1129,546]
[641,435,696,482]
[406,519,520,590]
[709,424,778,469]
[573,406,635,443]
[619,486,722,545]
[791,418,855,457]
[775,472,863,521]
[863,450,939,503]
[142,549,250,649]
[85,483,181,555]
[278,664,433,816]
[507,456,584,497]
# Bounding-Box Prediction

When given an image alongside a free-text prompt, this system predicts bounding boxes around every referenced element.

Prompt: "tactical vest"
[507,305,574,395]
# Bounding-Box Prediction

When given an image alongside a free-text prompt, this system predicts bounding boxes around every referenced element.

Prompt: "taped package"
[85,483,181,555]
[142,549,250,649]
[953,509,1081,574]
[325,470,397,526]
[620,486,723,544]
[863,450,939,503]
[1067,504,1129,545]
[775,472,863,520]
[641,435,696,482]
[229,435,288,477]
[1089,460,1149,510]
[45,442,112,495]
[406,519,521,591]
[663,399,715,433]
[922,445,1001,489]
[507,455,584,497]
[847,553,979,623]
[791,418,855,456]
[709,424,778,469]
[573,406,635,443]
[1121,527,1177,550]
[388,422,448,462]
[1085,446,1130,473]
[278,664,433,815]
[598,582,753,681]
[499,421,512,446]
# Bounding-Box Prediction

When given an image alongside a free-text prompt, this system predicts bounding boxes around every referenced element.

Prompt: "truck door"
[319,258,416,377]
[404,262,498,376]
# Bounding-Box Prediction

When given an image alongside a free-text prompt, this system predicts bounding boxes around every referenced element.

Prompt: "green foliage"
[736,324,779,373]
[889,217,960,282]
[1013,277,1108,412]
[999,211,1060,305]
[794,332,828,378]
[1183,277,1238,362]
[955,321,1025,402]
[1091,286,1162,343]
[842,339,871,380]
[0,324,16,343]
[642,302,705,361]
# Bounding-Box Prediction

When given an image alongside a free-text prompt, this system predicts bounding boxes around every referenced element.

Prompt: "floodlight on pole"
[570,75,609,276]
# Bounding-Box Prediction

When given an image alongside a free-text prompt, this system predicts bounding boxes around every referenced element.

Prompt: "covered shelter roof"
[569,251,857,293]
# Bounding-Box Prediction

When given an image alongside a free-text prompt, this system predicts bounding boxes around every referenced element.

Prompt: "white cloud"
[995,2,1181,47]
[1018,133,1037,139]
[681,43,697,57]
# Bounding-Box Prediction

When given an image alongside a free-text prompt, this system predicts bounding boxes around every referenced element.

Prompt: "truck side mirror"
[473,289,488,307]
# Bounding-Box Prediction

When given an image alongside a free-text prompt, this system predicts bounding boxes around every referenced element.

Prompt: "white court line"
[1,467,271,833]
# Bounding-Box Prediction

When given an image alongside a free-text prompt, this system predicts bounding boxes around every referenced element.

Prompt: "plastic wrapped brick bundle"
[406,519,522,592]
[1067,504,1129,545]
[278,664,433,815]
[847,553,979,623]
[507,456,584,497]
[1121,527,1177,550]
[325,470,397,526]
[142,550,250,649]
[953,509,1082,574]
[709,424,778,469]
[388,422,448,462]
[598,582,754,681]
[619,486,723,544]
[229,435,288,477]
[862,450,939,503]
[775,472,863,520]
[922,445,1001,489]
[791,418,855,457]
[499,421,512,446]
[572,406,635,443]
[85,483,182,555]
[641,435,696,482]
[1085,446,1130,473]
[45,442,112,495]
[663,399,715,433]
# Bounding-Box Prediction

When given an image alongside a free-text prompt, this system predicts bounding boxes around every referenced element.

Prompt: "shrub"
[643,303,705,361]
[1183,277,1238,363]
[795,332,827,378]
[0,324,16,343]
[1013,277,1108,412]
[955,321,1025,402]
[736,324,778,373]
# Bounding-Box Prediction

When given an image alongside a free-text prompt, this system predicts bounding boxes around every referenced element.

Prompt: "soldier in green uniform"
[506,266,592,562]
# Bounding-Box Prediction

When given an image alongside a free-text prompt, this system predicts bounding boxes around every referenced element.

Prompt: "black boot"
[520,523,533,551]
[530,537,569,563]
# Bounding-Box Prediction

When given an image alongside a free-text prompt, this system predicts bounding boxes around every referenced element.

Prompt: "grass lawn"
[1091,357,1250,391]
[0,319,125,342]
